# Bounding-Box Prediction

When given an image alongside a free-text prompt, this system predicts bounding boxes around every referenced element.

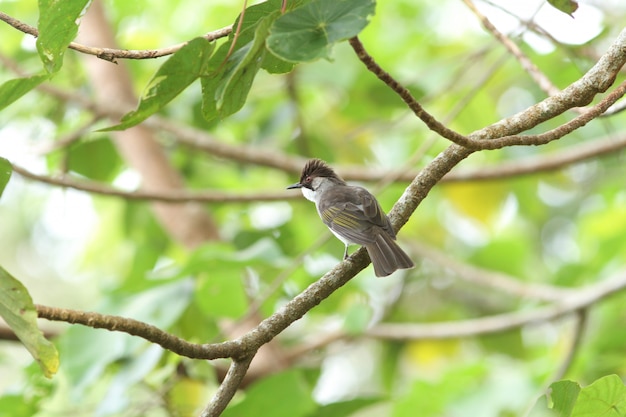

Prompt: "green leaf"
[67,138,121,181]
[547,0,578,17]
[103,37,215,131]
[550,376,626,417]
[0,157,12,198]
[266,0,376,63]
[0,267,59,378]
[0,74,49,112]
[550,380,581,417]
[201,14,277,121]
[571,375,626,417]
[222,369,316,417]
[230,0,298,74]
[37,0,90,73]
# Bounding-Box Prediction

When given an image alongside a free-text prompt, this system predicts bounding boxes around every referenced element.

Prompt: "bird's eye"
[305,176,312,183]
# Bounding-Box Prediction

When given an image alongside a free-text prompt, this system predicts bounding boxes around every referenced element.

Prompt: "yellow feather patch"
[322,207,359,229]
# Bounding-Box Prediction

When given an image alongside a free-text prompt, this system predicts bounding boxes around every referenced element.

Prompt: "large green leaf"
[201,14,277,121]
[550,375,626,417]
[266,0,376,63]
[0,267,59,378]
[572,375,626,417]
[0,157,11,198]
[37,0,90,73]
[103,37,215,131]
[0,74,49,112]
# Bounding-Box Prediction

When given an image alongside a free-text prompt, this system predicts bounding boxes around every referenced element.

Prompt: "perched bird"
[287,159,414,277]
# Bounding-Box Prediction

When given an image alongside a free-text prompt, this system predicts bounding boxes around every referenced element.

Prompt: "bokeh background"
[1,0,626,416]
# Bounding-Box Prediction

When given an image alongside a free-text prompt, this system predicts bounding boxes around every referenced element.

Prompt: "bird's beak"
[286,183,302,190]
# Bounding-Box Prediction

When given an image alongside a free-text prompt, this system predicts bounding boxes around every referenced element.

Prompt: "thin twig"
[550,309,587,382]
[521,309,588,417]
[349,34,626,150]
[11,163,298,203]
[0,11,231,62]
[220,0,248,68]
[348,37,473,147]
[462,0,561,97]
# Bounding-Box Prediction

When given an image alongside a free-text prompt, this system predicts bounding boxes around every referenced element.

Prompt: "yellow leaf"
[405,339,461,372]
[442,182,508,224]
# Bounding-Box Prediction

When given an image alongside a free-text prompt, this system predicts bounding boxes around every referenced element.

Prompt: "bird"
[287,159,414,277]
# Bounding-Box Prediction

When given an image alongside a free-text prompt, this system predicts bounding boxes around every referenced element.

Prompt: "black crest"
[300,159,345,185]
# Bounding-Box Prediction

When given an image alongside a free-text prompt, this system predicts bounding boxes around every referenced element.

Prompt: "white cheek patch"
[301,187,317,203]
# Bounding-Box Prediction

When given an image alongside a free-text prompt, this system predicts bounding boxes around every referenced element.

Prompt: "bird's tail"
[365,232,414,277]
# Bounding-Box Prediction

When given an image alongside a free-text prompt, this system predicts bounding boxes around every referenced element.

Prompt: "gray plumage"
[288,159,414,277]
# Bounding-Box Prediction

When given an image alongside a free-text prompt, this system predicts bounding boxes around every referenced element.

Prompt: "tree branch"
[444,132,626,182]
[473,79,626,150]
[348,37,473,147]
[349,30,626,150]
[11,125,626,205]
[200,356,254,417]
[11,163,298,203]
[3,48,622,191]
[35,304,223,359]
[411,242,573,302]
[0,11,231,63]
[367,269,626,340]
[35,268,626,355]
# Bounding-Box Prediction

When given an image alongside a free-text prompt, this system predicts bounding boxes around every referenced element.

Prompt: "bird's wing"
[318,186,395,245]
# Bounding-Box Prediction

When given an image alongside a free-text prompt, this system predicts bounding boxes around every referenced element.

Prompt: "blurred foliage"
[1,0,626,416]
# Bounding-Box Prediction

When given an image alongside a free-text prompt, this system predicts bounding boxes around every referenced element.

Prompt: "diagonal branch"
[349,29,626,150]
